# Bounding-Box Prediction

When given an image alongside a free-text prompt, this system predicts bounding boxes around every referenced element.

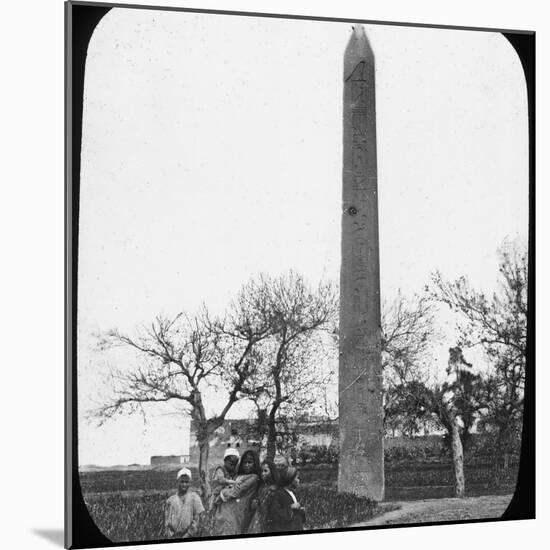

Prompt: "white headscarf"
[223,447,240,459]
[176,467,192,480]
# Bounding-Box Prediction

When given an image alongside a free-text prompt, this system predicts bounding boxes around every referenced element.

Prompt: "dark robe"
[265,487,305,533]
[247,483,276,534]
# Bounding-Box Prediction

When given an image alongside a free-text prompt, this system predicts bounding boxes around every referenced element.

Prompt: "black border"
[66,4,113,548]
[65,2,535,548]
[499,32,535,522]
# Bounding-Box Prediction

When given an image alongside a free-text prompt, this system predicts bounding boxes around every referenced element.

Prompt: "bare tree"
[381,290,436,435]
[94,306,270,499]
[238,272,338,461]
[382,291,435,382]
[320,289,436,435]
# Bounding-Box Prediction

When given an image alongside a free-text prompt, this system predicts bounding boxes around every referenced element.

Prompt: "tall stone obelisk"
[338,25,384,500]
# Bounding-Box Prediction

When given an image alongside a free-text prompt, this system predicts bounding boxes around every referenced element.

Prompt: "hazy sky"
[78,8,528,466]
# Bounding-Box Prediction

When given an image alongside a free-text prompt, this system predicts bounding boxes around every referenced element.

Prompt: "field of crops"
[80,468,199,494]
[84,492,168,542]
[80,460,518,495]
[83,483,377,542]
[80,460,518,543]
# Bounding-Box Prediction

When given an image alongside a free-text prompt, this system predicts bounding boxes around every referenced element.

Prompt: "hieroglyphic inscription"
[352,288,361,313]
[352,237,368,279]
[348,60,367,82]
[351,290,371,317]
[350,61,371,348]
[340,27,384,500]
[351,62,369,192]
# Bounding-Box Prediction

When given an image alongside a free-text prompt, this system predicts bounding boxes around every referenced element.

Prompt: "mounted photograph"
[66,2,534,548]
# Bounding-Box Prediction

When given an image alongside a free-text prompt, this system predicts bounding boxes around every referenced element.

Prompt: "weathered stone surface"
[338,25,384,501]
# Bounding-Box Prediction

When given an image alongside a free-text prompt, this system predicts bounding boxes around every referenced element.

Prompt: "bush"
[297,444,338,466]
[384,436,446,463]
[297,485,377,529]
[385,445,427,463]
[297,465,337,484]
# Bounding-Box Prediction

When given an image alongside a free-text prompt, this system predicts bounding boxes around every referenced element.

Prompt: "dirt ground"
[352,494,513,527]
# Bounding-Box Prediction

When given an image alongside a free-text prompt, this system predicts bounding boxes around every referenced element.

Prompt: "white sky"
[77,8,528,466]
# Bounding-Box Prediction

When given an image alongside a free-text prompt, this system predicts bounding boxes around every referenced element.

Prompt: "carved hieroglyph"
[338,25,384,500]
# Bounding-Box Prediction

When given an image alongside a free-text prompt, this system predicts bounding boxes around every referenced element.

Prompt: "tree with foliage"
[438,347,488,493]
[239,272,338,461]
[388,346,487,497]
[94,304,271,500]
[432,238,527,465]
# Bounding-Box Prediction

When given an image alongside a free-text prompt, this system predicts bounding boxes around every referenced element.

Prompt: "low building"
[150,454,190,466]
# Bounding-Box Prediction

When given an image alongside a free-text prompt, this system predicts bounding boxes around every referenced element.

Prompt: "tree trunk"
[266,342,286,462]
[197,436,211,505]
[450,421,465,498]
[191,389,211,506]
[265,406,278,462]
[266,364,283,462]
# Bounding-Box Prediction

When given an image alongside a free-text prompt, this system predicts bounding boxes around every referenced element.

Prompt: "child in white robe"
[164,468,205,538]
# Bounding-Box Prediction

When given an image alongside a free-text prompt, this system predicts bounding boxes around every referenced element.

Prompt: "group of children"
[164,447,305,539]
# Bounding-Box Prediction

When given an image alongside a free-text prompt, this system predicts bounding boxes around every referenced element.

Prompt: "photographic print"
[66,2,534,548]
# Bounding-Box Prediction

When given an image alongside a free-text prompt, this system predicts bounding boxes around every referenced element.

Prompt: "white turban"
[176,467,192,480]
[223,447,240,459]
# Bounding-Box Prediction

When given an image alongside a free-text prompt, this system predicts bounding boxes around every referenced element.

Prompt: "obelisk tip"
[351,24,367,39]
[346,24,372,52]
[344,24,374,79]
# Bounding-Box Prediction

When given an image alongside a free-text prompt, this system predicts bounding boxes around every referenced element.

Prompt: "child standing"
[247,460,279,534]
[164,468,205,539]
[266,466,305,533]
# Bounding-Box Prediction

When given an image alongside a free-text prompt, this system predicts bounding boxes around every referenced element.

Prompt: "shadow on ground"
[33,529,64,547]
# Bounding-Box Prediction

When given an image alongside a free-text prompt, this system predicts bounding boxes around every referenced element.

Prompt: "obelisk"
[338,25,384,500]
